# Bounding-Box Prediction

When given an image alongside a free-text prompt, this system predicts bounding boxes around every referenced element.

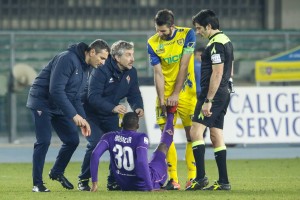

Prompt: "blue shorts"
[149,151,168,190]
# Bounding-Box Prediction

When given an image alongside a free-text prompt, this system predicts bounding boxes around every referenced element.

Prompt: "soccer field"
[0,159,299,200]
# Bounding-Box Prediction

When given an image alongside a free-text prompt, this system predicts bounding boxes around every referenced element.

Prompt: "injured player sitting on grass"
[90,106,177,191]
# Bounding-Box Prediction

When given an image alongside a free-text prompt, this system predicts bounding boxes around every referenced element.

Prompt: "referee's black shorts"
[192,87,230,129]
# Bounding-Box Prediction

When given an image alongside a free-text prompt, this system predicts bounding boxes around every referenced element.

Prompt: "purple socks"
[160,113,174,148]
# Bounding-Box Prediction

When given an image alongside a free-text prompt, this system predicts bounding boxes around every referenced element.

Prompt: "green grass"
[0,159,299,200]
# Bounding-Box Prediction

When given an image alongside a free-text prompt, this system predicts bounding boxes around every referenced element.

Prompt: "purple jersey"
[91,130,154,191]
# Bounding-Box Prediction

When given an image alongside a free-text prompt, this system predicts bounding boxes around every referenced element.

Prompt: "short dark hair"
[122,112,139,130]
[154,9,174,27]
[88,39,110,54]
[192,9,219,30]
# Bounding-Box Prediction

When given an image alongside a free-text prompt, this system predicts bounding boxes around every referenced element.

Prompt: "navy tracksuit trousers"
[78,115,119,180]
[31,109,79,186]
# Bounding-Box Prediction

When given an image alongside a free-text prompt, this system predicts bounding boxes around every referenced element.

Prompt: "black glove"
[229,78,235,93]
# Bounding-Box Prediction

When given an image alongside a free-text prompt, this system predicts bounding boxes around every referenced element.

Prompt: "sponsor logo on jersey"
[163,53,182,64]
[109,77,114,83]
[163,41,175,46]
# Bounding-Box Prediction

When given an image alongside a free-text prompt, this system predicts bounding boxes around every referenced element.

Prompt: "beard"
[160,33,172,40]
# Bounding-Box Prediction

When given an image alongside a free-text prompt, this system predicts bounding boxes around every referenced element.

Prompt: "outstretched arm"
[90,139,109,192]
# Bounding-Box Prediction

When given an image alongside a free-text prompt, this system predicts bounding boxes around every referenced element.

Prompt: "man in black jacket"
[78,40,144,191]
[27,39,110,192]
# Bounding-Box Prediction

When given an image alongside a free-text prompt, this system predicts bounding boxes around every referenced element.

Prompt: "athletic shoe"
[32,183,50,192]
[203,180,231,191]
[185,179,193,189]
[167,106,177,114]
[49,172,74,190]
[162,179,181,190]
[185,176,209,191]
[107,181,121,191]
[78,179,90,191]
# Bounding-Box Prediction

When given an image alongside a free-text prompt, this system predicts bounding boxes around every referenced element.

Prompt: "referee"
[186,9,234,191]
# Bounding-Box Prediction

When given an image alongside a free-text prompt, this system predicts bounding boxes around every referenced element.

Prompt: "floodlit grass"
[0,159,299,200]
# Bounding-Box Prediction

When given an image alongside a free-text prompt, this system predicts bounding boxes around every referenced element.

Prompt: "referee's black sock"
[192,141,206,179]
[214,147,229,184]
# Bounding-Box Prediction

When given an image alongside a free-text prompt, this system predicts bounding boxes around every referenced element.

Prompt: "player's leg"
[31,109,52,192]
[156,99,180,190]
[203,93,231,191]
[165,142,178,184]
[150,106,177,190]
[187,90,231,191]
[185,135,196,186]
[49,115,80,190]
[185,98,209,191]
[203,127,230,191]
[177,98,197,188]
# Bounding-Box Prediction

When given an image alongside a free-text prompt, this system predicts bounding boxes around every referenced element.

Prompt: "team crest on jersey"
[156,44,165,54]
[144,137,149,145]
[166,129,174,136]
[126,75,130,84]
[177,39,184,46]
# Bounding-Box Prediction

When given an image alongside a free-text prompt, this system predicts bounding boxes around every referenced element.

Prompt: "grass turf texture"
[0,159,299,200]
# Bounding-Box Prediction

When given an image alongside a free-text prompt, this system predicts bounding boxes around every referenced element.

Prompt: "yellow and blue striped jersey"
[147,26,196,98]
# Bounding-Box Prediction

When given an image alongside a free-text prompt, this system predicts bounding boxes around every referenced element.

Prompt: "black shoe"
[185,176,209,191]
[78,179,90,191]
[32,183,50,192]
[107,181,121,191]
[161,179,181,190]
[203,180,231,191]
[49,172,74,190]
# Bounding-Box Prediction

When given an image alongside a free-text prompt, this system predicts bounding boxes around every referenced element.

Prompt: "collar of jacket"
[68,42,90,71]
[108,55,123,81]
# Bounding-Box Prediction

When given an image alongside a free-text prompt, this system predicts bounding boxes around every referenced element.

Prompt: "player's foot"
[163,179,181,190]
[107,181,121,191]
[166,105,177,114]
[185,179,193,189]
[49,172,74,190]
[185,176,209,191]
[203,180,231,191]
[78,179,91,191]
[32,183,50,192]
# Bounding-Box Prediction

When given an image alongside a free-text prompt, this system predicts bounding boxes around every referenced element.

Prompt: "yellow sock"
[166,142,178,182]
[186,142,196,181]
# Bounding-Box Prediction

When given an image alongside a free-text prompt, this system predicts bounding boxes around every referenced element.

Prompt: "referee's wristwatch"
[204,98,214,103]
